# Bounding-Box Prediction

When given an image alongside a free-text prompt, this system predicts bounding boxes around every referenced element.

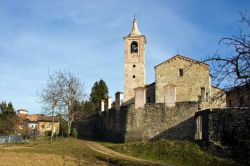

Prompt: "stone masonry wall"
[75,101,198,143]
[99,101,198,142]
[195,108,250,164]
[98,108,127,142]
[124,35,146,103]
[155,56,210,103]
[73,114,99,139]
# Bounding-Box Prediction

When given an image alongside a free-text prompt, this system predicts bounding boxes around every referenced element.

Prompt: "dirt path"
[83,140,169,166]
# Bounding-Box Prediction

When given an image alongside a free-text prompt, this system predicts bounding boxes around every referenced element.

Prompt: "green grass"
[0,137,155,166]
[103,139,241,166]
[0,137,98,165]
[0,137,242,166]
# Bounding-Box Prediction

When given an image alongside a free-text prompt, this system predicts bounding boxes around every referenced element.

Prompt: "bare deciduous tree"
[39,71,84,138]
[205,12,250,90]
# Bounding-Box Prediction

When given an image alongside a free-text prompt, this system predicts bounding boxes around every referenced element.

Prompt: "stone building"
[124,18,146,104]
[75,18,248,149]
[123,18,225,108]
[27,114,60,136]
[154,55,210,103]
[75,19,249,164]
[17,110,60,137]
[226,84,250,107]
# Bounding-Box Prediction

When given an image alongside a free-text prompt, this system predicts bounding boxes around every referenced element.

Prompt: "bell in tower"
[123,17,147,104]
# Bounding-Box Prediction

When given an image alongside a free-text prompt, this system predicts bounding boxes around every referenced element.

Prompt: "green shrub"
[71,128,78,139]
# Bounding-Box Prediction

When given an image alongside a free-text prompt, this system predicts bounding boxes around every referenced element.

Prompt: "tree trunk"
[50,107,55,142]
[67,120,72,136]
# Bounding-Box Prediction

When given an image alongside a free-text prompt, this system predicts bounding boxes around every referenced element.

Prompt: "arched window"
[131,41,138,53]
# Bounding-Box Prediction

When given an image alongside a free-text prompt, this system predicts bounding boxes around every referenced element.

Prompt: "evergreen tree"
[0,101,18,135]
[89,79,109,112]
[81,100,96,117]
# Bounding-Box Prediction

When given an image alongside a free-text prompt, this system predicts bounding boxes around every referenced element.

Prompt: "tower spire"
[129,15,141,36]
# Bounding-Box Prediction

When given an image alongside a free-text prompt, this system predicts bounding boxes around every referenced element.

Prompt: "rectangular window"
[206,92,209,100]
[179,69,184,77]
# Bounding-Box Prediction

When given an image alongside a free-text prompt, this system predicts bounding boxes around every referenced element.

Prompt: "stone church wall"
[155,56,210,103]
[128,102,198,142]
[75,101,199,143]
[195,108,250,164]
[103,102,198,142]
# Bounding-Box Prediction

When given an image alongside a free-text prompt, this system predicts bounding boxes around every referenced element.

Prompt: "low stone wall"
[98,101,198,142]
[75,101,199,143]
[195,108,250,164]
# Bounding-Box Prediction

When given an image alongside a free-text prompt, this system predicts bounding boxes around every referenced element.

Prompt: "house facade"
[17,110,60,137]
[226,84,250,107]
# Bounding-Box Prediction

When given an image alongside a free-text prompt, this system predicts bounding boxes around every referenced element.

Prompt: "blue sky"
[0,0,249,114]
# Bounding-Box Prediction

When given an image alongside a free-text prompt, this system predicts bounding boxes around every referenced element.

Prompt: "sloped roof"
[145,82,155,88]
[154,54,209,68]
[17,113,28,120]
[211,85,224,91]
[23,114,59,122]
[18,112,60,123]
[226,83,250,93]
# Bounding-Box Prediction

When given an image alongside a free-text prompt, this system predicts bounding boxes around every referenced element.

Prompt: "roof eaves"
[154,55,209,69]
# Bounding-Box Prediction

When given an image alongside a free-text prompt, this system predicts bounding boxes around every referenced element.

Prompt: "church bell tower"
[124,17,146,104]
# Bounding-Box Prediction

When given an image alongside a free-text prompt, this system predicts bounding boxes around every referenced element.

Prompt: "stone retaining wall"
[75,101,199,143]
[195,108,250,164]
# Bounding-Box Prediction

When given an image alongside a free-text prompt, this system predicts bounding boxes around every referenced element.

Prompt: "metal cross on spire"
[133,14,136,20]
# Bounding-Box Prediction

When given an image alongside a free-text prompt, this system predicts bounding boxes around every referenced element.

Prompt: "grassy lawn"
[102,139,241,166]
[0,137,151,166]
[0,138,242,166]
[0,138,99,166]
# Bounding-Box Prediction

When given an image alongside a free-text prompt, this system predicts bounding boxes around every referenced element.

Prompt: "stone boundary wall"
[73,114,99,139]
[195,108,250,164]
[75,101,199,143]
[98,102,199,142]
[98,107,127,142]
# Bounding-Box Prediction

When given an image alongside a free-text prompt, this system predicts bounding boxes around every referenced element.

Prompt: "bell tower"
[124,17,146,104]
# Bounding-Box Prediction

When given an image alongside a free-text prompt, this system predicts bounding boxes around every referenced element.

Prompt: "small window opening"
[206,92,209,100]
[131,41,138,53]
[133,75,135,78]
[179,69,184,77]
[229,99,232,107]
[133,64,136,68]
[201,87,205,101]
